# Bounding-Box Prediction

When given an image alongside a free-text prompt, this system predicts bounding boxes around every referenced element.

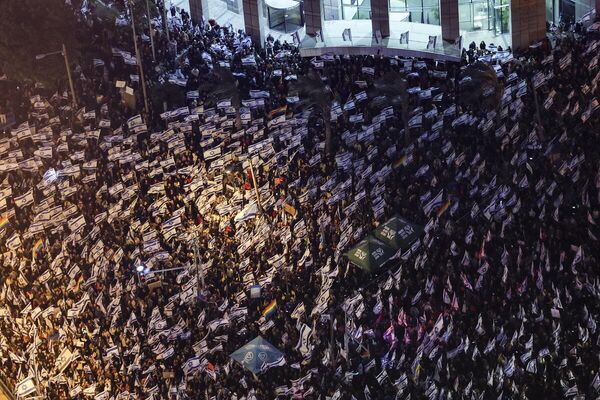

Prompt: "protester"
[1,2,599,400]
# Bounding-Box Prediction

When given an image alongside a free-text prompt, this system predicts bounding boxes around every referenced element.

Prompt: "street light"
[34,44,78,109]
[134,264,146,285]
[145,0,156,61]
[35,51,62,60]
[134,261,204,298]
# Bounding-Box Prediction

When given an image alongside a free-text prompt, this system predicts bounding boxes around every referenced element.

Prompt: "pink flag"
[476,238,486,260]
[383,323,396,345]
[397,309,408,327]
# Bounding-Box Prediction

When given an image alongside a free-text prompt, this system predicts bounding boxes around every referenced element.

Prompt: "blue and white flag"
[423,190,443,216]
[342,28,352,41]
[234,202,259,223]
[295,323,312,357]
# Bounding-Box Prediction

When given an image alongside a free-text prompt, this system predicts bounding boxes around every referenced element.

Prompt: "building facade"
[186,0,597,54]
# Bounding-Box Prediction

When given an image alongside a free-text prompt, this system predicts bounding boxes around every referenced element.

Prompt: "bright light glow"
[43,168,59,184]
[136,265,144,272]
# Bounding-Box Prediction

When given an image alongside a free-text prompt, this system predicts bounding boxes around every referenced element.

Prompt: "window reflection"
[201,0,246,31]
[323,0,372,20]
[459,0,511,49]
[389,0,440,25]
[551,0,594,25]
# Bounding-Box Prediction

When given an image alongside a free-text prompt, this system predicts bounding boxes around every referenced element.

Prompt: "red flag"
[206,362,216,380]
[475,238,486,260]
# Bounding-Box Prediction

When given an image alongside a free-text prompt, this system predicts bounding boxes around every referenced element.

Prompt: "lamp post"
[193,229,205,294]
[30,325,43,399]
[138,265,188,275]
[163,0,170,41]
[145,0,157,61]
[128,0,151,116]
[135,264,145,285]
[35,44,77,109]
[248,159,263,212]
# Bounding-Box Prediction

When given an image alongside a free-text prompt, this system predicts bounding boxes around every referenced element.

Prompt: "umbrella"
[373,215,423,251]
[230,336,286,374]
[345,235,396,274]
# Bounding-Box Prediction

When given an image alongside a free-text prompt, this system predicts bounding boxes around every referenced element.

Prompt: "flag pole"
[61,43,77,110]
[194,229,205,293]
[145,0,156,61]
[248,160,263,212]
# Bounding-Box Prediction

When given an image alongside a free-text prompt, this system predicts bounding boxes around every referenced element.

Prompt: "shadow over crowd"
[0,2,600,399]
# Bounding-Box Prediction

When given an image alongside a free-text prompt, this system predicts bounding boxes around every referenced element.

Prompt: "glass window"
[389,0,406,11]
[459,3,472,27]
[323,0,342,20]
[573,0,594,21]
[390,0,440,25]
[340,0,372,20]
[324,0,372,20]
[459,0,511,50]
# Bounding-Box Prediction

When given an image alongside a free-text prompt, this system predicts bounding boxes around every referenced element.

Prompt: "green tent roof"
[345,235,396,273]
[373,215,423,251]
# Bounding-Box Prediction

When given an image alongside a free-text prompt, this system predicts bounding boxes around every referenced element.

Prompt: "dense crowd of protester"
[0,1,599,399]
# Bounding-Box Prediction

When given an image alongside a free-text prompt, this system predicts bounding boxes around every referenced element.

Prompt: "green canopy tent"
[373,215,424,251]
[345,235,396,274]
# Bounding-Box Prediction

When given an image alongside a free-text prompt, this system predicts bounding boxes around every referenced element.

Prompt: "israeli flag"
[15,377,36,397]
[295,323,312,357]
[291,31,301,46]
[427,35,437,49]
[454,36,462,49]
[315,29,323,42]
[342,28,352,42]
[400,31,409,45]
